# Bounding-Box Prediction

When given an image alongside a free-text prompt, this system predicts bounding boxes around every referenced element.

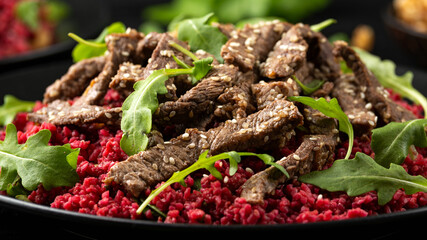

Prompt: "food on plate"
[0,15,426,225]
[0,0,68,59]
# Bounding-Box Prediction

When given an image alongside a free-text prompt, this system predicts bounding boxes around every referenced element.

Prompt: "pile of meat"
[28,20,417,205]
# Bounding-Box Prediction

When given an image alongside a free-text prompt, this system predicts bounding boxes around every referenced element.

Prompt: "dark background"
[0,0,426,239]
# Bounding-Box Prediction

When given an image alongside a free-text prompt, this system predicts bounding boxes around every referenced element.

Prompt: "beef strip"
[240,134,336,204]
[251,78,299,110]
[155,64,239,129]
[76,29,145,106]
[240,103,339,204]
[221,20,291,72]
[109,62,144,97]
[260,23,339,81]
[334,41,416,124]
[106,99,304,197]
[215,70,257,120]
[332,74,377,135]
[28,100,122,126]
[43,56,106,104]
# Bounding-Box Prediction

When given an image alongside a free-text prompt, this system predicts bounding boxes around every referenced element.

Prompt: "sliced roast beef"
[332,73,377,135]
[334,41,416,124]
[43,56,106,104]
[221,20,291,72]
[106,99,303,197]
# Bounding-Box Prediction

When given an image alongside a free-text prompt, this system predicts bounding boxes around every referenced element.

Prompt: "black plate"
[0,0,109,69]
[0,61,426,239]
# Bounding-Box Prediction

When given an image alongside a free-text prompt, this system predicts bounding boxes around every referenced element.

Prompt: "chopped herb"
[137,151,286,214]
[0,95,35,126]
[0,124,80,194]
[288,96,354,159]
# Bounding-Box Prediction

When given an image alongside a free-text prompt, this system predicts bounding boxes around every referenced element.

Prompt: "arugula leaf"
[120,57,213,156]
[310,18,336,32]
[0,124,79,193]
[177,13,228,62]
[288,96,354,159]
[299,152,427,205]
[0,95,35,126]
[371,119,427,168]
[15,0,40,30]
[291,75,325,95]
[137,151,286,214]
[354,47,427,117]
[69,22,126,62]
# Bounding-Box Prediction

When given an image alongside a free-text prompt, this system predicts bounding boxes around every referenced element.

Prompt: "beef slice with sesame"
[221,20,291,72]
[333,41,416,124]
[106,99,303,197]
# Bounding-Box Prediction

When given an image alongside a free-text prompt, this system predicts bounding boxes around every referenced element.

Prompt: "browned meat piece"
[136,32,163,65]
[43,56,106,104]
[109,62,144,97]
[76,29,145,106]
[334,41,416,124]
[251,79,299,110]
[332,74,377,135]
[155,64,239,129]
[260,23,339,80]
[215,70,257,120]
[240,104,339,204]
[106,99,303,197]
[28,100,122,126]
[221,20,291,72]
[212,22,235,39]
[240,134,337,204]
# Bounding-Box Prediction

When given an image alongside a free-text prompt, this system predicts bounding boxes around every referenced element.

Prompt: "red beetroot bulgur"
[1,89,426,224]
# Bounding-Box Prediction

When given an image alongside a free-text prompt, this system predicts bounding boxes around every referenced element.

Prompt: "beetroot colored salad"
[1,16,427,225]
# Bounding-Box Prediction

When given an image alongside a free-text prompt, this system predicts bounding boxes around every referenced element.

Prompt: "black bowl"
[0,0,110,70]
[382,3,427,67]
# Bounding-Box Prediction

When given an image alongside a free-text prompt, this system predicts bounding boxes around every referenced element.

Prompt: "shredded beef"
[106,99,303,197]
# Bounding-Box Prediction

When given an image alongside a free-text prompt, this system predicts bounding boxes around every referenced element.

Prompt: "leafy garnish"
[354,47,427,117]
[69,22,126,62]
[177,13,228,62]
[299,152,427,205]
[310,18,336,32]
[15,0,39,30]
[137,151,287,214]
[120,57,213,156]
[288,96,353,159]
[0,95,35,126]
[0,124,80,194]
[371,119,427,168]
[291,75,325,95]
